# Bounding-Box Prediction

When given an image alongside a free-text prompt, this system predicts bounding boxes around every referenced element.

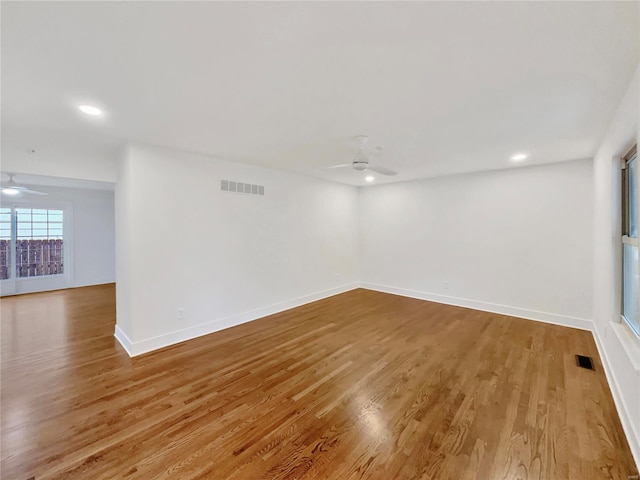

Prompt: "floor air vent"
[575,354,595,371]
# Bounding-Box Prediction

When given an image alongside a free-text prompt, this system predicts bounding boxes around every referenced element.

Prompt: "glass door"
[0,207,14,294]
[0,205,69,296]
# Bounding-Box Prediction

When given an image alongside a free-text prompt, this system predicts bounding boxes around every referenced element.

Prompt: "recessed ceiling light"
[365,175,375,182]
[2,187,20,195]
[510,153,528,162]
[78,105,102,116]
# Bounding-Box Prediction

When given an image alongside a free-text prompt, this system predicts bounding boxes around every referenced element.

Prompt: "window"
[0,208,11,280]
[622,145,639,336]
[0,207,64,280]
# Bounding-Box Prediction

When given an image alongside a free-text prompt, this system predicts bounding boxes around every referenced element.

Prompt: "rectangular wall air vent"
[221,180,264,196]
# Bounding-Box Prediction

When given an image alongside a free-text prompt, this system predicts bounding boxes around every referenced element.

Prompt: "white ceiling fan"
[328,135,398,176]
[2,174,47,196]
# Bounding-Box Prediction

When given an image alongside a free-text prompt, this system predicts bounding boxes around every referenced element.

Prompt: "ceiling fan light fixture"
[353,162,368,171]
[325,136,398,177]
[78,105,103,116]
[2,174,48,196]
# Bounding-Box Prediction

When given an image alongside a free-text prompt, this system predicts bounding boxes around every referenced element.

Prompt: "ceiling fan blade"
[20,188,48,195]
[368,165,398,176]
[1,174,48,195]
[327,163,352,169]
[8,186,48,195]
[353,135,369,147]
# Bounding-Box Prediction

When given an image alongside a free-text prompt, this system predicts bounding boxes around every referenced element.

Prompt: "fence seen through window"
[0,207,64,280]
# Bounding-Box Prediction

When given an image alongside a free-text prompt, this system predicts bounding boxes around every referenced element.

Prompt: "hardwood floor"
[1,285,636,479]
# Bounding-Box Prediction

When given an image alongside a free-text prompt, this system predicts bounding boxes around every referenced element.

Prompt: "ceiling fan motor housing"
[353,161,368,171]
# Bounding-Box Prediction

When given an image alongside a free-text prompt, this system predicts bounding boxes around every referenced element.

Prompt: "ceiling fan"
[328,135,398,176]
[1,174,47,196]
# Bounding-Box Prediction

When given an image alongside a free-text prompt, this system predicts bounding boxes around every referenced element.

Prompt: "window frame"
[0,199,73,296]
[621,143,639,337]
[14,207,65,278]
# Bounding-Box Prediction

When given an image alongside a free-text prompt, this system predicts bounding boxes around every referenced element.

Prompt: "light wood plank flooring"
[1,284,636,479]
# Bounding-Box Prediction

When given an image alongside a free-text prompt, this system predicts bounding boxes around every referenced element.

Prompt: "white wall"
[359,159,594,328]
[0,185,115,294]
[115,146,134,341]
[115,143,359,355]
[592,66,640,465]
[1,126,118,183]
[65,187,116,287]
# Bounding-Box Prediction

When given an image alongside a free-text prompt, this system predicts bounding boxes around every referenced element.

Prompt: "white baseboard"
[74,280,116,288]
[360,282,593,331]
[592,326,640,470]
[1,280,115,297]
[113,282,360,357]
[114,324,134,357]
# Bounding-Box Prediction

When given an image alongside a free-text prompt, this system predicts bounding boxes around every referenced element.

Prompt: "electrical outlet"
[177,308,184,320]
[443,281,449,290]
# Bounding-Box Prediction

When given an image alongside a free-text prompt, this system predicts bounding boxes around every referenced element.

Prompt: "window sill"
[612,319,640,372]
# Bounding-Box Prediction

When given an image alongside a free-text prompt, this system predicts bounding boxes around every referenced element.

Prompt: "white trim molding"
[114,282,360,357]
[592,323,640,468]
[360,282,593,331]
[114,324,134,357]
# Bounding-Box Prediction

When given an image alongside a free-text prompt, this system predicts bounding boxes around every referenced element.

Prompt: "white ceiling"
[2,1,638,186]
